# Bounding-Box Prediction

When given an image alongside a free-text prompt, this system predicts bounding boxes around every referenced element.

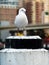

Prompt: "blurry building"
[0,0,24,41]
[43,0,49,37]
[0,0,49,25]
[24,0,44,24]
[0,0,45,25]
[0,0,24,25]
[32,0,36,24]
[44,0,49,24]
[32,0,44,24]
[25,0,32,23]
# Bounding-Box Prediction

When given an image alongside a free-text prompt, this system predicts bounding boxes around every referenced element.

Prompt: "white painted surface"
[0,49,48,65]
[6,36,41,39]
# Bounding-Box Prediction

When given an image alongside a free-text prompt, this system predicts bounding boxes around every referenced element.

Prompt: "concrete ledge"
[0,48,48,65]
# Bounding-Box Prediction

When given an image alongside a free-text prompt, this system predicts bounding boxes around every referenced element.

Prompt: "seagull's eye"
[21,10,24,11]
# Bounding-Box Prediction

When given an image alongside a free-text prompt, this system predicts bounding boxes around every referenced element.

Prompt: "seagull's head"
[19,8,26,13]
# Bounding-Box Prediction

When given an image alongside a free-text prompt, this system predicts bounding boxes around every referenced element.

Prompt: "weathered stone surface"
[0,49,48,65]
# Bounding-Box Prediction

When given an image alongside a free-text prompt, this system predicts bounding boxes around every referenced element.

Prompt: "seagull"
[14,8,28,29]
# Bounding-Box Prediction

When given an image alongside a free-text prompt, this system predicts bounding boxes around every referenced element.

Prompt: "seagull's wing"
[14,12,28,28]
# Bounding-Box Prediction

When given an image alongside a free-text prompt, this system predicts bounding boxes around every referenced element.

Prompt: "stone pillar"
[0,49,48,65]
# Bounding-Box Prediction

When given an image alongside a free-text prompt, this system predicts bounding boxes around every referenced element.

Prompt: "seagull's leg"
[17,28,19,32]
[23,27,27,36]
[16,28,19,36]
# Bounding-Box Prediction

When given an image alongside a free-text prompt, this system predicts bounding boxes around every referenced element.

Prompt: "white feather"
[14,8,28,28]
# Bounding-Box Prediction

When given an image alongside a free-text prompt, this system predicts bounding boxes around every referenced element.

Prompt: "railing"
[0,24,49,30]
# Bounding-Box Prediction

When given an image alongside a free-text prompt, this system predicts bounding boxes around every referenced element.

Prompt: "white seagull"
[14,8,28,28]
